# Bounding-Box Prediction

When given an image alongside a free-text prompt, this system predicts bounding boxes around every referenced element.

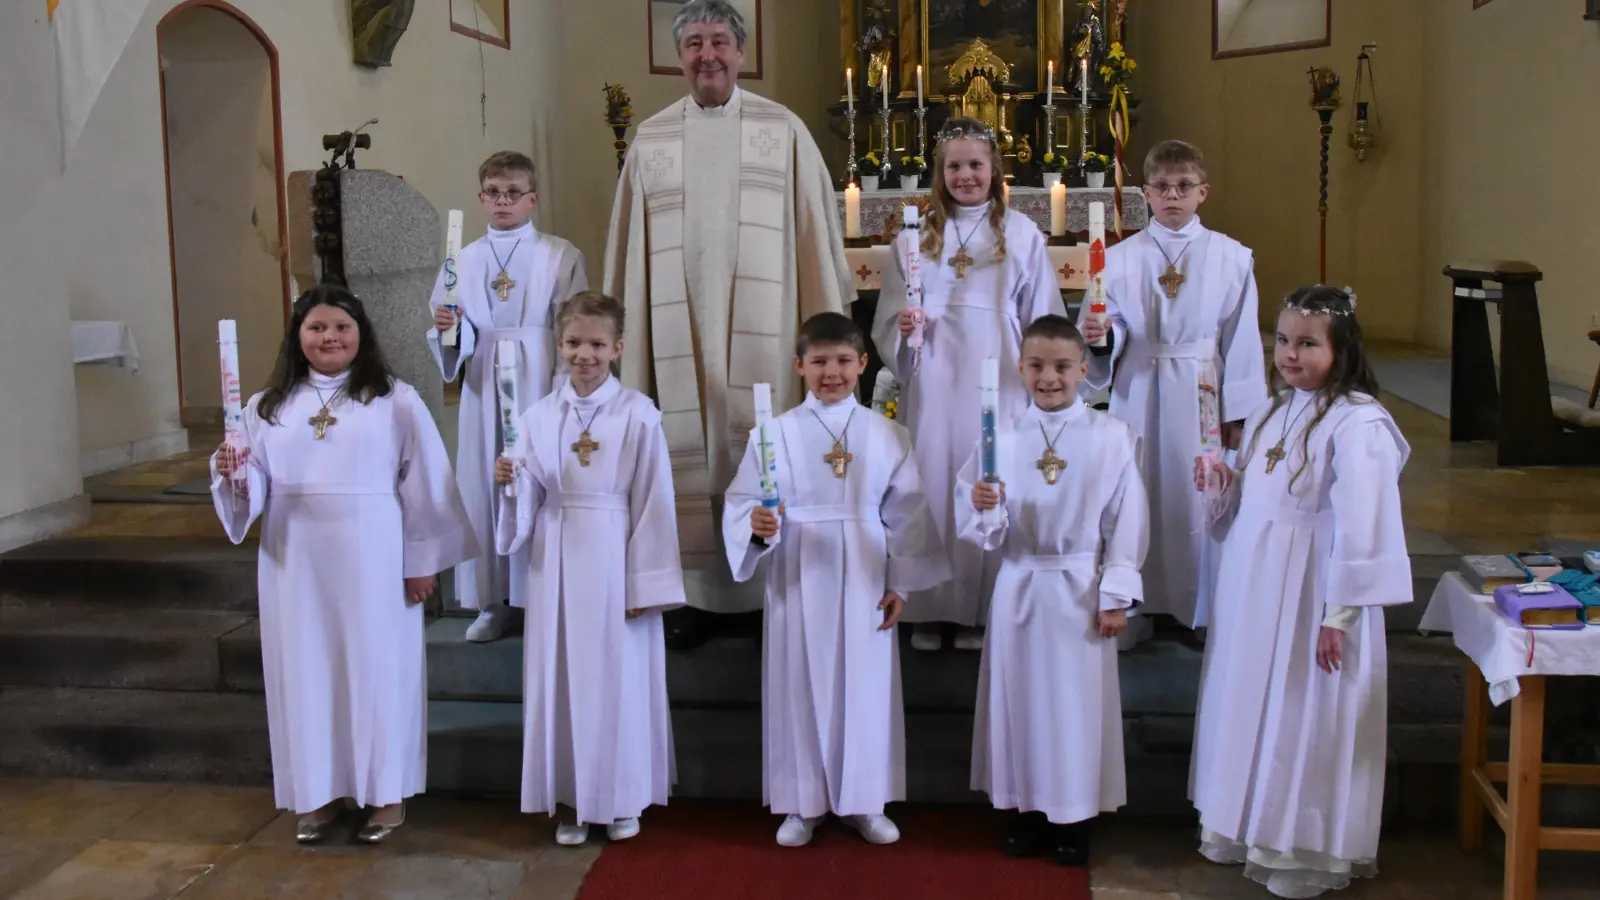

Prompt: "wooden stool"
[1588,329,1600,408]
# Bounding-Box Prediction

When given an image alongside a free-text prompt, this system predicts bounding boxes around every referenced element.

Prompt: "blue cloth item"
[1551,569,1600,622]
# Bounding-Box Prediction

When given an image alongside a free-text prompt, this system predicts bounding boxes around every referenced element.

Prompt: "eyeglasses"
[1145,181,1204,198]
[481,189,532,204]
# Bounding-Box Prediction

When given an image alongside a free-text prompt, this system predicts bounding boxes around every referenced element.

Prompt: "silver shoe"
[357,808,405,844]
[296,813,334,844]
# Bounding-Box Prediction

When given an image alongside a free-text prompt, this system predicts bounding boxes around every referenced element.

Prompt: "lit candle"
[846,68,854,114]
[845,182,861,239]
[917,65,924,108]
[1047,60,1054,99]
[1081,59,1089,107]
[883,77,890,111]
[1049,182,1067,236]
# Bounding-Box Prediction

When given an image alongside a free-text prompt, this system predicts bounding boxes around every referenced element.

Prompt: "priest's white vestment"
[723,394,949,817]
[1191,391,1411,895]
[496,376,683,825]
[211,374,476,814]
[426,221,588,611]
[954,401,1147,824]
[605,88,854,613]
[1082,217,1267,627]
[875,203,1064,626]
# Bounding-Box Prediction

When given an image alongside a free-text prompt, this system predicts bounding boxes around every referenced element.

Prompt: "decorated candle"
[496,340,520,497]
[441,209,463,348]
[217,319,247,488]
[902,205,925,353]
[981,358,1000,483]
[753,383,781,509]
[1087,202,1108,347]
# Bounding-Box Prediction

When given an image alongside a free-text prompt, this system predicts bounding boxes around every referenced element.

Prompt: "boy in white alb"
[428,151,589,642]
[1080,140,1267,642]
[724,312,949,848]
[956,315,1148,867]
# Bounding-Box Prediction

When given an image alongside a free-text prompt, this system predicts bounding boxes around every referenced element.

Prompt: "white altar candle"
[441,209,463,348]
[883,77,890,110]
[1050,182,1067,236]
[846,68,854,114]
[844,183,862,238]
[917,65,924,108]
[1047,60,1054,98]
[1080,59,1089,107]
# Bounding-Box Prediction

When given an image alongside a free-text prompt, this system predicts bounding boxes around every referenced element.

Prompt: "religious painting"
[648,0,764,80]
[450,0,509,50]
[1211,0,1331,60]
[923,0,1040,96]
[352,0,414,68]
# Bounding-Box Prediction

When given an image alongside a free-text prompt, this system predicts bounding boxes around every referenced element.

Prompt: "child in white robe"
[213,284,477,844]
[724,312,950,848]
[956,315,1149,866]
[875,116,1064,653]
[428,150,589,643]
[494,291,683,846]
[1190,286,1411,899]
[1081,140,1268,642]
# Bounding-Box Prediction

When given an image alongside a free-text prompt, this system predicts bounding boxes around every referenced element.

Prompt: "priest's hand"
[405,575,437,605]
[878,591,905,630]
[1081,316,1107,345]
[1316,626,1344,674]
[1193,455,1232,493]
[971,480,1005,510]
[433,305,457,333]
[1098,609,1128,638]
[494,456,515,485]
[214,443,241,478]
[1221,421,1244,451]
[751,506,781,539]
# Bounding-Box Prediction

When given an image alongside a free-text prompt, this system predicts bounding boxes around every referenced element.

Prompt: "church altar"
[835,186,1146,242]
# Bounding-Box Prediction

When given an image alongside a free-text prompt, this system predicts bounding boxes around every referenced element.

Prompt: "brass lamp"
[1346,44,1381,163]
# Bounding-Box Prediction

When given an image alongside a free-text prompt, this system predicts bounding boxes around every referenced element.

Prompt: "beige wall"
[1420,0,1600,389]
[1124,0,1426,342]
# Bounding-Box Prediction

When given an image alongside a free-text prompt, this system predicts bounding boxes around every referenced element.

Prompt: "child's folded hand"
[971,480,1005,510]
[751,506,781,539]
[494,456,516,485]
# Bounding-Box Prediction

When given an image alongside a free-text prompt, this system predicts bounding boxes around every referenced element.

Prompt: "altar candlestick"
[753,383,782,510]
[441,209,463,348]
[846,68,854,114]
[1087,202,1108,347]
[217,319,247,490]
[1049,182,1067,236]
[496,340,520,497]
[916,65,924,108]
[903,206,926,357]
[845,183,862,238]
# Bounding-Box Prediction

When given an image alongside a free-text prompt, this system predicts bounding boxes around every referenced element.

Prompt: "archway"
[158,0,288,426]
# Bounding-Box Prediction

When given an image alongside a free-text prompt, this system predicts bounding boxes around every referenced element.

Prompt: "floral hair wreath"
[936,122,998,147]
[1282,285,1358,317]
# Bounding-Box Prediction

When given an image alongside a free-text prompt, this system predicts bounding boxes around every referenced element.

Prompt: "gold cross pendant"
[950,247,975,279]
[571,430,600,467]
[491,269,516,301]
[824,440,852,477]
[1265,442,1286,474]
[1036,447,1065,485]
[1159,264,1186,299]
[308,407,337,440]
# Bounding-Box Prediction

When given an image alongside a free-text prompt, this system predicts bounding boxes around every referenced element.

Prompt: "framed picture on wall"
[648,0,763,79]
[1212,0,1331,60]
[451,0,509,49]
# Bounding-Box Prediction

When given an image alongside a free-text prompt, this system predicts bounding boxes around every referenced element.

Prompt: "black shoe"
[1052,819,1091,867]
[664,606,714,651]
[1002,810,1049,857]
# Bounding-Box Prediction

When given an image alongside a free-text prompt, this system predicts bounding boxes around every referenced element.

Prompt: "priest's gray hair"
[673,0,748,50]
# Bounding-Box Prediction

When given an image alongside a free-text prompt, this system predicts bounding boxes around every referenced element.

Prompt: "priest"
[603,0,854,649]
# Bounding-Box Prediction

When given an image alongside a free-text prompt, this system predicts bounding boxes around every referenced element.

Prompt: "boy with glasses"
[1078,140,1267,647]
[428,151,589,642]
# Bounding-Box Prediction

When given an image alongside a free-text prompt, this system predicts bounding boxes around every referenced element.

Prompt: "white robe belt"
[1000,550,1099,573]
[271,483,396,497]
[1237,502,1333,528]
[546,491,630,512]
[783,504,880,524]
[1123,338,1217,363]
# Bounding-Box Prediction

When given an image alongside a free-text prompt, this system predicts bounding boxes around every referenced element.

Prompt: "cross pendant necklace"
[308,382,342,440]
[948,215,984,279]
[1153,239,1189,300]
[570,406,600,467]
[488,238,522,302]
[1265,395,1313,474]
[809,407,856,477]
[1037,418,1071,485]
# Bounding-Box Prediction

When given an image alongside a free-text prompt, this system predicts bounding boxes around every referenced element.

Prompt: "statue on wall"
[352,0,415,69]
[1067,0,1107,95]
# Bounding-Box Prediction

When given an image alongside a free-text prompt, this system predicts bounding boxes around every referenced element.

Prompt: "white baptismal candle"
[441,209,463,348]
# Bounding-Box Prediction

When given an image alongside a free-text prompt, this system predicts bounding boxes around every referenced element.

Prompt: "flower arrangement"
[1098,42,1137,91]
[602,83,633,126]
[1082,151,1110,173]
[1040,151,1070,174]
[899,155,927,175]
[884,400,898,420]
[859,152,884,176]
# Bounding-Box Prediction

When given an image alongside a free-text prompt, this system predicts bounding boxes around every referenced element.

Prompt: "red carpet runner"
[575,803,1091,900]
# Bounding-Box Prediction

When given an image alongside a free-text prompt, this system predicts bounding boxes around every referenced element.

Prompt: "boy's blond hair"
[478,151,538,192]
[1143,140,1207,183]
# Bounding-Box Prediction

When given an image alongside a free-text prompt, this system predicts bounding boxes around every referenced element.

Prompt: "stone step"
[0,608,253,691]
[0,538,257,612]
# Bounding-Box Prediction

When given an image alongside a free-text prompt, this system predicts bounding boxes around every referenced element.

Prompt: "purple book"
[1493,582,1583,630]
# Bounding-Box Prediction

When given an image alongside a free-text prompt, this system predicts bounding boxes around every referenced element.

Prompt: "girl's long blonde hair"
[921,117,1007,266]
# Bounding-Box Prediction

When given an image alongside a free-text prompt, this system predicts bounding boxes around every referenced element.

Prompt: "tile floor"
[2,778,1598,899]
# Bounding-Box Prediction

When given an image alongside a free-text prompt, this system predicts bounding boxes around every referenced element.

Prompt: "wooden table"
[1458,666,1600,900]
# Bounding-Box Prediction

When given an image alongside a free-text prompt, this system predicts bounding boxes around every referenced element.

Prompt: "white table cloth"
[1420,571,1600,705]
[72,321,139,371]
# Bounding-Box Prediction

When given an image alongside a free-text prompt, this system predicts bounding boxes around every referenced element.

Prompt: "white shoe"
[909,623,942,651]
[1266,871,1328,899]
[555,822,590,846]
[843,813,900,845]
[607,817,640,841]
[465,605,511,643]
[952,626,985,651]
[776,814,821,847]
